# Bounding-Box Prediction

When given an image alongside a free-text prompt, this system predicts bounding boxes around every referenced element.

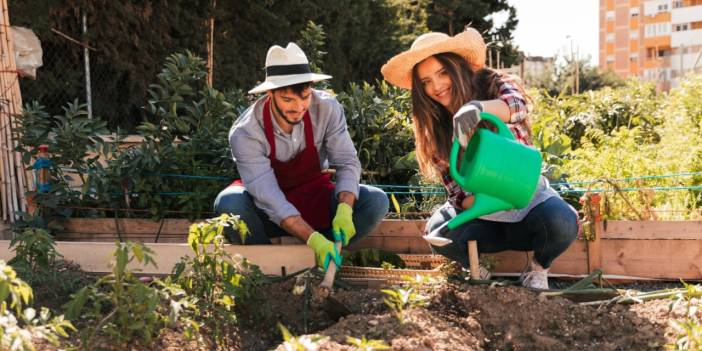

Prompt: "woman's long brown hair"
[410,52,529,181]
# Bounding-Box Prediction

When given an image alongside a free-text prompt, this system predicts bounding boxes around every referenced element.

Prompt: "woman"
[381,29,578,289]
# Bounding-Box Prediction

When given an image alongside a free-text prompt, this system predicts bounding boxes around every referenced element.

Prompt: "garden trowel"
[318,241,351,320]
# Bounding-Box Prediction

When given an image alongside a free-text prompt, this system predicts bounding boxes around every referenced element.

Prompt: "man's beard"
[272,98,304,125]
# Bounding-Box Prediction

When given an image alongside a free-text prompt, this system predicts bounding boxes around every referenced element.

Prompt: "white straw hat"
[248,42,332,94]
[381,28,486,90]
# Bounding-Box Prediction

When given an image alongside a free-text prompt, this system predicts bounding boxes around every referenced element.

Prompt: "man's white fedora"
[248,43,332,94]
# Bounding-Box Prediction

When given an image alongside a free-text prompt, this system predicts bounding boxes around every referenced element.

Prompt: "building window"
[658,3,669,11]
[630,7,640,16]
[673,23,689,31]
[630,29,639,39]
[606,55,615,66]
[673,0,684,8]
[606,10,615,21]
[647,22,672,37]
[646,47,657,58]
[630,53,639,61]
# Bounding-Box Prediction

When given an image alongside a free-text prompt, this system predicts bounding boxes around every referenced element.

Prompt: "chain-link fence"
[18,24,134,128]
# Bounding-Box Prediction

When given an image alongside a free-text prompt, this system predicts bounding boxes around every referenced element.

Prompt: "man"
[214,42,389,272]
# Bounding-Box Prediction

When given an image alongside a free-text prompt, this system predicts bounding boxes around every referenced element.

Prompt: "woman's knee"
[544,201,579,245]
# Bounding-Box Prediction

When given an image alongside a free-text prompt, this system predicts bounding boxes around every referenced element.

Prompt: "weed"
[64,242,188,349]
[346,335,391,350]
[381,287,428,324]
[278,322,327,351]
[0,260,74,351]
[173,214,266,349]
[667,281,702,350]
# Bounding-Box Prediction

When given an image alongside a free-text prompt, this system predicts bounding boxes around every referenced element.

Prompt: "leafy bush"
[173,214,267,349]
[9,227,60,274]
[531,76,702,219]
[64,242,190,349]
[0,260,74,351]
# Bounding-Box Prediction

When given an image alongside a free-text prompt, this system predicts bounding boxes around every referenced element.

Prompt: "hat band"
[266,63,312,77]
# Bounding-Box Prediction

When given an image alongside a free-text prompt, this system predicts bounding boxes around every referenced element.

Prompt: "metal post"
[82,11,92,119]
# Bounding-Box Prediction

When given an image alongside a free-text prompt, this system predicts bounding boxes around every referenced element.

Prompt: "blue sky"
[499,1,599,66]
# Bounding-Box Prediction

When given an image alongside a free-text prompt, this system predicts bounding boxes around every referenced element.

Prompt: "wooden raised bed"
[37,218,702,280]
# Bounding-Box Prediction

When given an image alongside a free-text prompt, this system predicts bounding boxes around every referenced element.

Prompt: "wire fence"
[18,26,116,123]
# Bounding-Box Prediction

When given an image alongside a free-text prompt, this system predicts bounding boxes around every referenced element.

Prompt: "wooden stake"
[206,0,216,87]
[586,194,603,274]
[468,240,480,280]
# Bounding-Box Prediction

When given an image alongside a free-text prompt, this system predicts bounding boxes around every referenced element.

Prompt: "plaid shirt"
[440,74,531,209]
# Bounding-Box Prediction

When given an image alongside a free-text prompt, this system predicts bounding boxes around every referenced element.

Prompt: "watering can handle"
[449,112,514,186]
[480,112,515,140]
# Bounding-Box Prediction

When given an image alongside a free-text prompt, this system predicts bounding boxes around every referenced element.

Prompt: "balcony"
[671,4,702,23]
[672,28,702,46]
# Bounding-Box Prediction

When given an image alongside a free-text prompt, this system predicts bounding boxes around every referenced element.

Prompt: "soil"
[29,268,700,350]
[231,276,698,351]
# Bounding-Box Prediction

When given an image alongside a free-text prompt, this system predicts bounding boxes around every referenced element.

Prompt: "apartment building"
[600,0,702,89]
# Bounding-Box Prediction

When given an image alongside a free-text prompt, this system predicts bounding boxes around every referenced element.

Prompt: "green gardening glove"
[307,231,342,271]
[332,203,355,246]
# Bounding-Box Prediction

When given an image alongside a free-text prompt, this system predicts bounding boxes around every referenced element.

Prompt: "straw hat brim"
[248,73,332,94]
[381,29,486,90]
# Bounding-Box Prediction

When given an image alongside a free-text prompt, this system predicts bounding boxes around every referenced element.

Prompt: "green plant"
[667,281,702,350]
[64,242,183,349]
[9,227,60,274]
[401,274,438,289]
[381,287,428,324]
[172,214,266,349]
[278,322,327,351]
[338,80,415,185]
[0,260,74,351]
[346,335,391,350]
[342,249,405,268]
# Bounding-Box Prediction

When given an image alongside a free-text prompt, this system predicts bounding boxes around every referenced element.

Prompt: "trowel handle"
[320,241,342,289]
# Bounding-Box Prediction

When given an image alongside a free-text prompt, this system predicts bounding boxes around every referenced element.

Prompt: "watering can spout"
[422,193,512,247]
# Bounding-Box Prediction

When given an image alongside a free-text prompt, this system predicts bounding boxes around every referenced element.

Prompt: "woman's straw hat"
[381,28,486,90]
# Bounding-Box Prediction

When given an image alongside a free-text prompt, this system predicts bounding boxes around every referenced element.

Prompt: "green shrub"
[0,260,74,351]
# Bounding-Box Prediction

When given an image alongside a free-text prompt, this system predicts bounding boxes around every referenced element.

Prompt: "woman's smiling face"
[416,56,454,109]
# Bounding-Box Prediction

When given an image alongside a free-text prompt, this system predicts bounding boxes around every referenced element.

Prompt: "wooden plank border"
[0,240,314,276]
[45,218,702,280]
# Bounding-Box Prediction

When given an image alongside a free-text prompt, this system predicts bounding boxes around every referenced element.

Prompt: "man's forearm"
[280,215,316,241]
[337,191,356,207]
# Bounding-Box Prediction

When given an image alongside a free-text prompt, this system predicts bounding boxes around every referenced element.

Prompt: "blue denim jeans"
[427,196,578,269]
[214,184,389,244]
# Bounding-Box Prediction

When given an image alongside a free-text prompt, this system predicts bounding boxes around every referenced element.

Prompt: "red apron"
[229,98,334,230]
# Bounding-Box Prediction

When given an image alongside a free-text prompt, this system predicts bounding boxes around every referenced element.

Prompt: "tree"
[426,0,520,67]
[526,56,625,96]
[10,0,517,128]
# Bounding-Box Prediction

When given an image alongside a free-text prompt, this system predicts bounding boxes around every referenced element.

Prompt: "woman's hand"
[453,101,483,147]
[461,195,475,210]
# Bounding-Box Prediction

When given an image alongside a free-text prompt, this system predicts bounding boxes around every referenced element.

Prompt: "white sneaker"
[521,259,549,290]
[477,264,492,280]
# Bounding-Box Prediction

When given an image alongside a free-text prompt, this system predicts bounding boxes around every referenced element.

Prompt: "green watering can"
[423,112,543,247]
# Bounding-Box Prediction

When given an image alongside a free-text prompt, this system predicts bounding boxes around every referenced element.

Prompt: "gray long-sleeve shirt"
[229,90,361,225]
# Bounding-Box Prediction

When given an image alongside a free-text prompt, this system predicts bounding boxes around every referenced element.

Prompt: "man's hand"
[453,101,483,147]
[307,231,342,271]
[332,203,355,246]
